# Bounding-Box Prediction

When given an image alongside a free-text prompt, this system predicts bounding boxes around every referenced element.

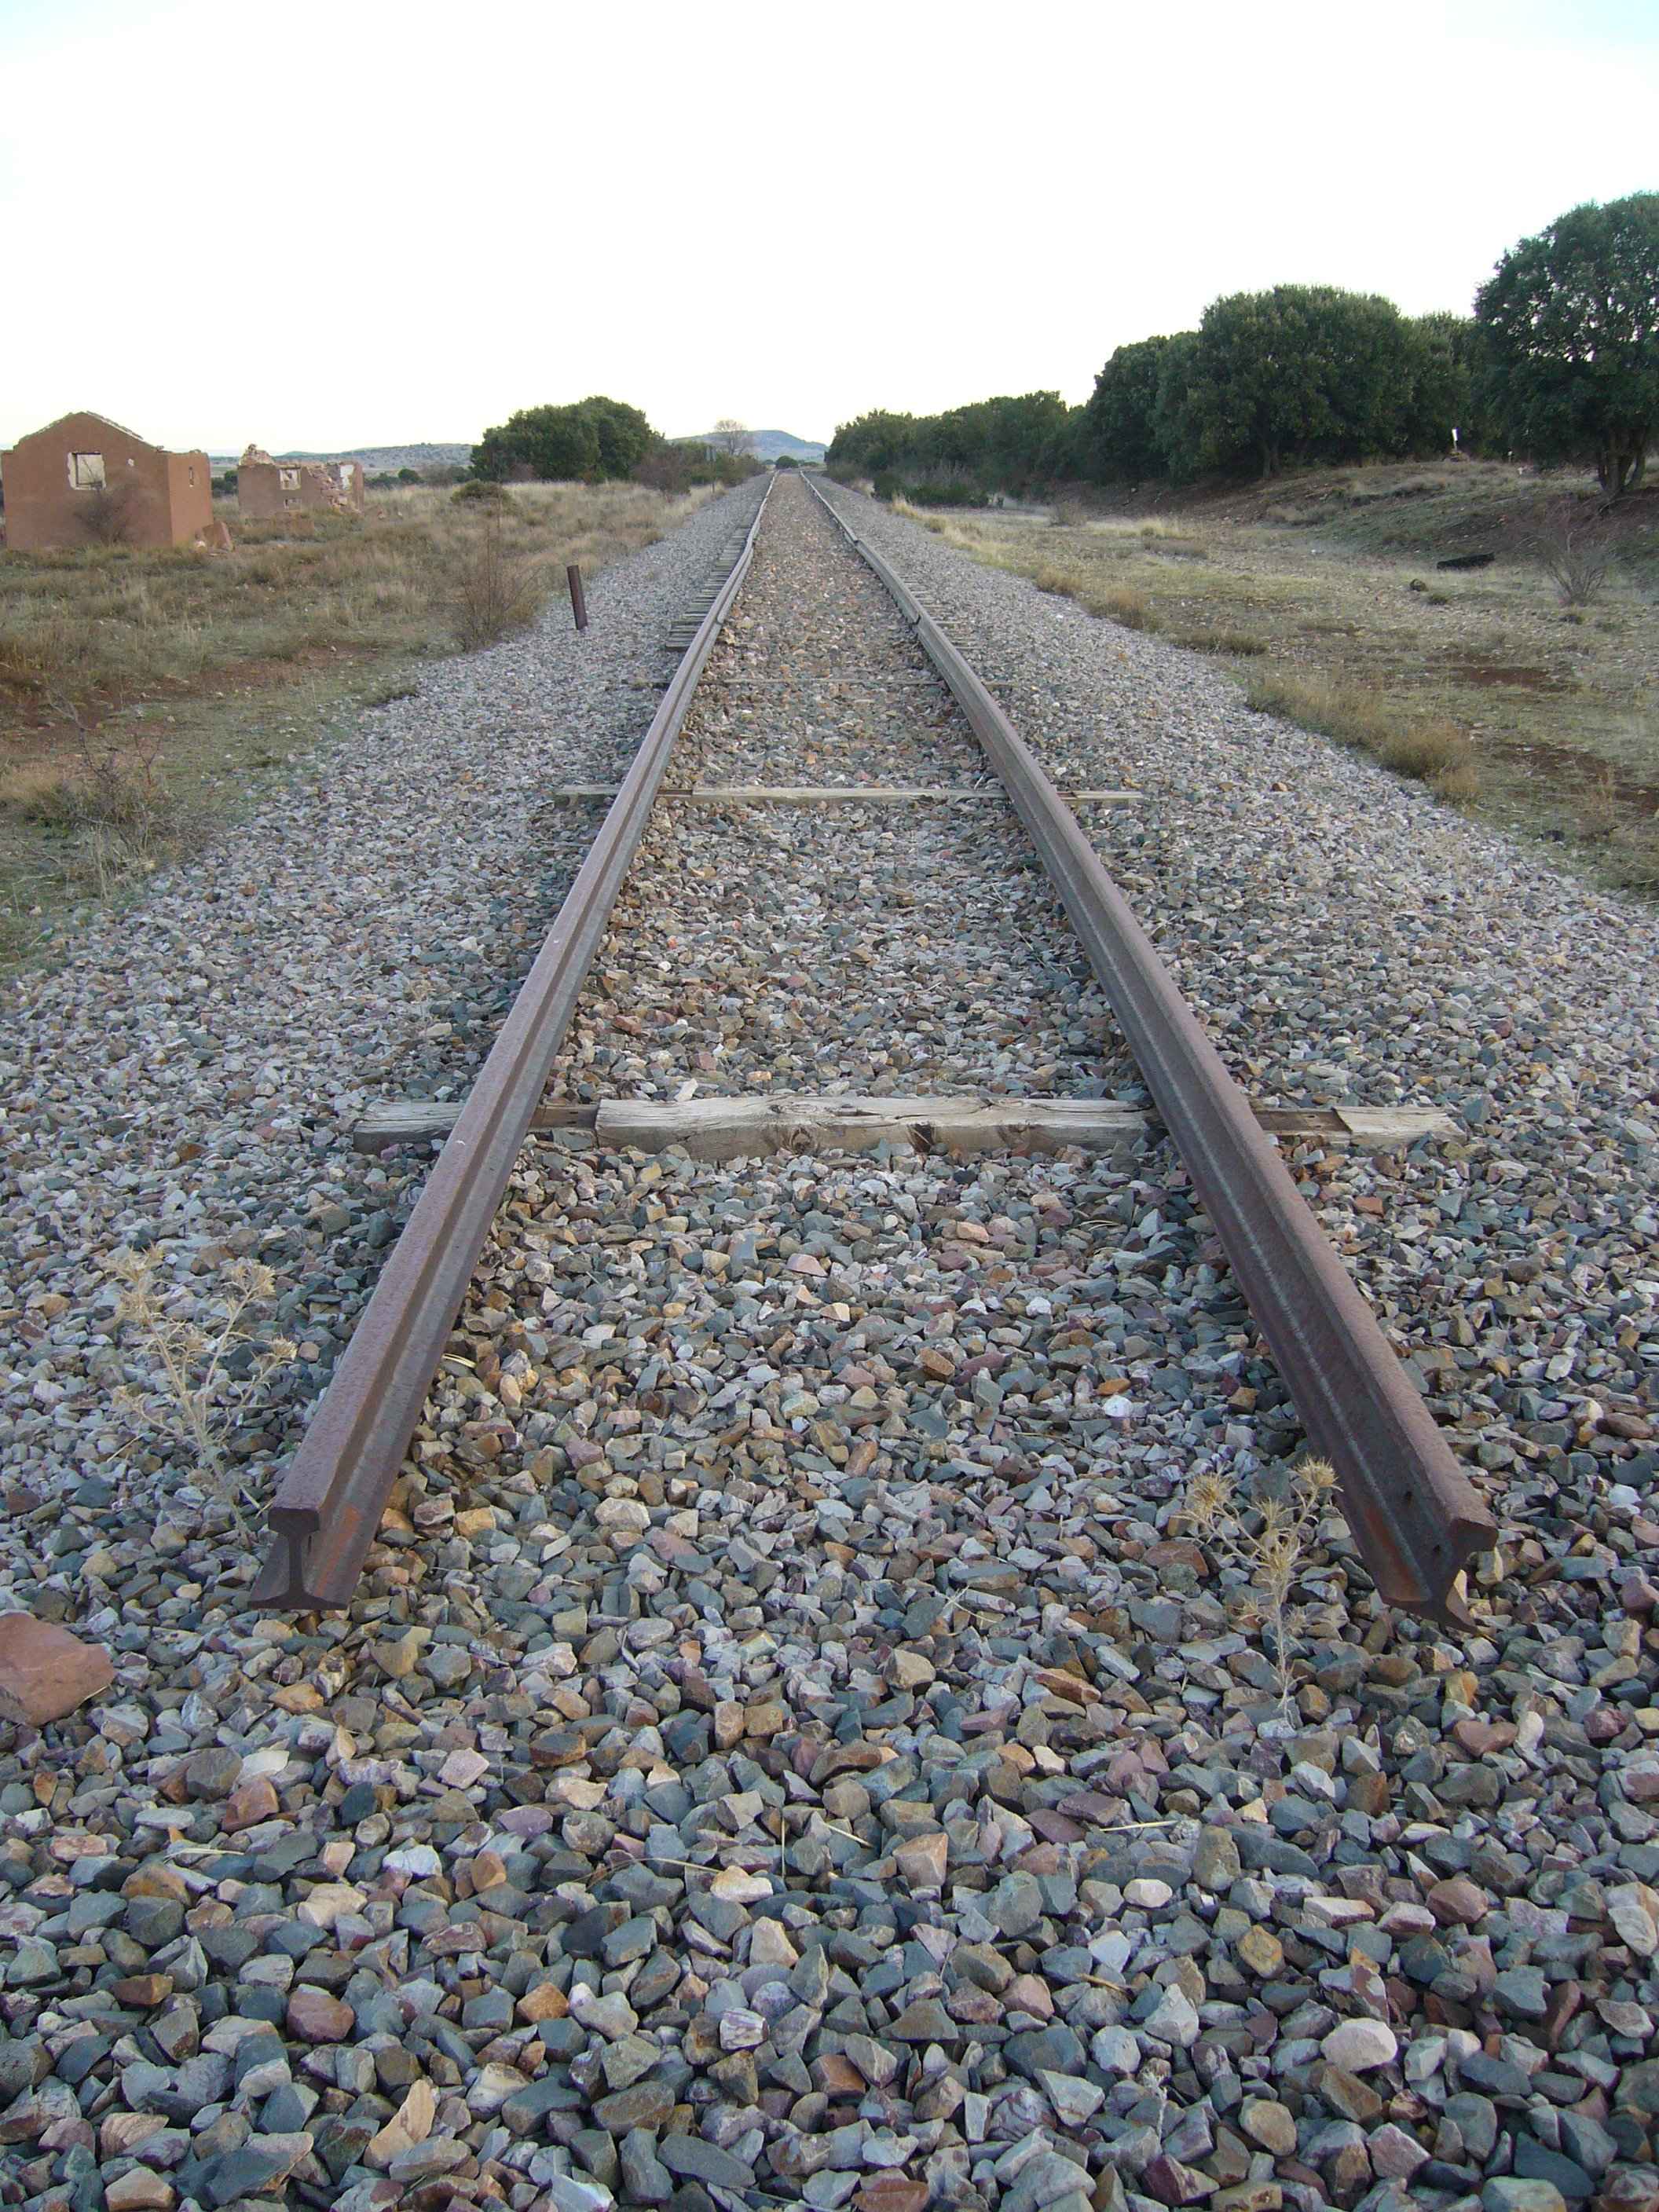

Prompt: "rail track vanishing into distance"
[251,472,1496,1624]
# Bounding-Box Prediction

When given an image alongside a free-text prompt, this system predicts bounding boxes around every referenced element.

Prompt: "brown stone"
[1346,1771,1391,1818]
[0,1613,113,1727]
[104,2174,176,2212]
[1427,1877,1489,1928]
[1146,1539,1210,1573]
[947,1983,1003,2025]
[1142,2152,1218,2205]
[124,1865,189,1903]
[1319,2065,1385,2124]
[286,1987,356,2043]
[811,2053,866,2097]
[857,2180,929,2212]
[1057,1788,1126,1825]
[109,1975,173,2009]
[1328,2144,1372,2199]
[1237,1924,1284,1978]
[1452,1717,1516,1756]
[1239,2098,1298,2156]
[516,1981,569,2023]
[809,1739,888,1783]
[1002,1973,1053,2020]
[1033,1665,1100,1706]
[893,1832,948,1892]
[219,1776,280,1833]
[1028,1807,1086,1845]
[713,1701,745,1751]
[744,1701,787,1738]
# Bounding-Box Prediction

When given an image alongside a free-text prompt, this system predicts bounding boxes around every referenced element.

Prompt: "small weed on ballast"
[1183,1455,1338,1715]
[105,1252,294,1521]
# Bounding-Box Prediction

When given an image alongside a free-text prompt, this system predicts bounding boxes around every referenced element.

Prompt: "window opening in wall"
[68,452,105,489]
[279,467,300,489]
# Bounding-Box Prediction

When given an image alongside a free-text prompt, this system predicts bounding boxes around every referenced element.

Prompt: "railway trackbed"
[7,473,1659,2212]
[255,472,1490,1620]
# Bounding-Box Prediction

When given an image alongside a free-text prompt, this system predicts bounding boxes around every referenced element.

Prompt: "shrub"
[453,479,513,506]
[1533,495,1618,606]
[0,733,203,893]
[452,510,541,648]
[79,482,135,546]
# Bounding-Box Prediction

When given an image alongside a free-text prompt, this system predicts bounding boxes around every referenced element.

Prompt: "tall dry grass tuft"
[106,1252,294,1518]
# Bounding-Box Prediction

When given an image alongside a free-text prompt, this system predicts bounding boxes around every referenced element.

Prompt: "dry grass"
[1242,669,1481,800]
[0,479,697,710]
[0,479,705,952]
[914,460,1659,887]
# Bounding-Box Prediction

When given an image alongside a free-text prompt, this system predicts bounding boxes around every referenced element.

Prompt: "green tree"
[1076,335,1188,482]
[826,410,924,482]
[1474,193,1659,494]
[471,396,657,483]
[826,394,1071,499]
[580,397,655,478]
[1399,313,1475,456]
[1177,286,1415,477]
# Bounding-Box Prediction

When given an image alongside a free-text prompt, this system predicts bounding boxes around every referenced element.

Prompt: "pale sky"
[2,0,1654,456]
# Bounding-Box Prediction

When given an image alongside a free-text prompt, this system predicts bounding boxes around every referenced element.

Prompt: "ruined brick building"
[236,449,364,518]
[0,411,214,551]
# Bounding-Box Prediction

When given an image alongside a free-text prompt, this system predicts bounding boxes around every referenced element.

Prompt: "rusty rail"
[251,478,774,1609]
[807,474,1495,1621]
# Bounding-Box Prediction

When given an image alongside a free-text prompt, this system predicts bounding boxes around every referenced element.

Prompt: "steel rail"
[251,478,775,1609]
[807,474,1495,1621]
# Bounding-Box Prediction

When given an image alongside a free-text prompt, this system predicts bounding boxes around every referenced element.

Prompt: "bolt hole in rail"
[252,472,1493,1620]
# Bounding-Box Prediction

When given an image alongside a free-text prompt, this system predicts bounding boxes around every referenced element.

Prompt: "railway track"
[255,472,1492,1619]
[11,466,1657,2212]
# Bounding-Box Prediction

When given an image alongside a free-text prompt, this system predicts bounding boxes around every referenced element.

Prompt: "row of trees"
[469,398,764,491]
[826,193,1659,497]
[1074,295,1473,484]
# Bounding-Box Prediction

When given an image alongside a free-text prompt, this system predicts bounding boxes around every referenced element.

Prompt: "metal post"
[567,564,588,632]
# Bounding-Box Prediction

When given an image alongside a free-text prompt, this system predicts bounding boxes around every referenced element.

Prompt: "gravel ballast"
[0,474,1656,2212]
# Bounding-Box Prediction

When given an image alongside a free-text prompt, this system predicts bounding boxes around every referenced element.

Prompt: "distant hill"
[208,429,828,472]
[681,428,826,463]
[209,443,471,472]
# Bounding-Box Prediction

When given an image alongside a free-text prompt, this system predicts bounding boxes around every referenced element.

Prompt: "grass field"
[907,460,1659,895]
[0,481,705,956]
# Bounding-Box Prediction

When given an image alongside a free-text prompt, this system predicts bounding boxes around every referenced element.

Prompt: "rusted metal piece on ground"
[567,563,588,632]
[251,482,773,1610]
[808,476,1496,1622]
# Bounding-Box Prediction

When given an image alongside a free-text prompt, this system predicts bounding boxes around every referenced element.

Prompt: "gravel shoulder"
[1,476,1657,2212]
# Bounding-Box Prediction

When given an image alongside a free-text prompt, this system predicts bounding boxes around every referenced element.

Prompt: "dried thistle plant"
[1185,1456,1338,1713]
[106,1252,294,1514]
